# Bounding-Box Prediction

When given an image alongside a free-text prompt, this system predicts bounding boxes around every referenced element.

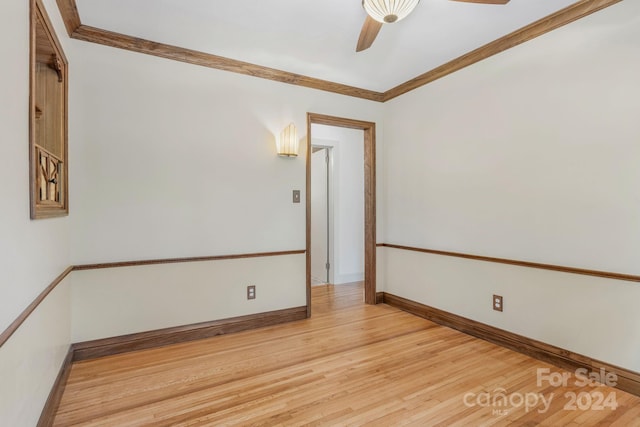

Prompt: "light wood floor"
[54,283,640,426]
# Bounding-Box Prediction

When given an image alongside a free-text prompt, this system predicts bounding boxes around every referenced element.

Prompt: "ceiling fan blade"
[356,15,383,52]
[450,0,510,4]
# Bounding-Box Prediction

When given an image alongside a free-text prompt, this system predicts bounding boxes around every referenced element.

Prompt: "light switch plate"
[293,190,301,203]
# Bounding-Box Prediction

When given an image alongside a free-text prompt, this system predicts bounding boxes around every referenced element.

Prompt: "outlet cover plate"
[493,294,503,312]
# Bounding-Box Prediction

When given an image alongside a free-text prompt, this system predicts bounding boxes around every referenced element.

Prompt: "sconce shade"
[277,123,299,157]
[363,0,420,24]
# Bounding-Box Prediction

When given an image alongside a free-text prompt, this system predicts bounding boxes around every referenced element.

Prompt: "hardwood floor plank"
[53,282,640,426]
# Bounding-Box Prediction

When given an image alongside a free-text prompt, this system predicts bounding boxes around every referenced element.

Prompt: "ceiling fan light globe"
[363,0,420,24]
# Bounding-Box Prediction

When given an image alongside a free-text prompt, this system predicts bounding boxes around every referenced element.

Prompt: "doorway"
[306,113,377,316]
[310,146,332,285]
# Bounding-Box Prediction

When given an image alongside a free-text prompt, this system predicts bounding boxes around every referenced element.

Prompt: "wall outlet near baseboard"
[247,285,256,300]
[493,294,503,312]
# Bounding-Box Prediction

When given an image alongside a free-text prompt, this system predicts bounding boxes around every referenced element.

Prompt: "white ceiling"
[77,0,579,92]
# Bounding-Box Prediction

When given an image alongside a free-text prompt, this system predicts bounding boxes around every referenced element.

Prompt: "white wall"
[68,37,384,336]
[0,0,73,425]
[312,125,365,284]
[0,0,70,344]
[384,248,640,371]
[70,44,384,265]
[71,254,305,342]
[0,279,71,427]
[383,1,640,371]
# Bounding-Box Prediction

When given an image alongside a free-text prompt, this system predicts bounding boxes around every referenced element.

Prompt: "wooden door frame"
[306,113,377,317]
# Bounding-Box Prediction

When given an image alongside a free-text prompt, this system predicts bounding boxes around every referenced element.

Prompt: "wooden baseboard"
[375,292,384,304]
[381,292,640,397]
[72,306,307,361]
[37,348,74,427]
[38,306,307,423]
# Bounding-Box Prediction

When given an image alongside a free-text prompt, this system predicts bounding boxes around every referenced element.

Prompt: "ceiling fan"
[356,0,511,52]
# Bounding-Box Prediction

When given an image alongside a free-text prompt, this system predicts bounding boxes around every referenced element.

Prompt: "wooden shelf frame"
[30,0,69,219]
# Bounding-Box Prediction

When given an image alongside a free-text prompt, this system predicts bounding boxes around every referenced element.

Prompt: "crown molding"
[55,0,621,102]
[72,25,385,102]
[55,0,81,36]
[382,0,623,101]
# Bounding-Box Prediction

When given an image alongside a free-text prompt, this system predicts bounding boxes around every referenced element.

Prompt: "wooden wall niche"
[30,0,69,219]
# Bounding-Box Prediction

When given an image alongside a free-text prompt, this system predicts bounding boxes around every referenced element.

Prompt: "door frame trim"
[306,113,377,316]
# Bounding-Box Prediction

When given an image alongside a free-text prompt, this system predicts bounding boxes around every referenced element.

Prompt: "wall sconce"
[277,123,299,157]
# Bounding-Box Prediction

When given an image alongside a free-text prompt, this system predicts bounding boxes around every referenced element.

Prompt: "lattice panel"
[36,146,62,204]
